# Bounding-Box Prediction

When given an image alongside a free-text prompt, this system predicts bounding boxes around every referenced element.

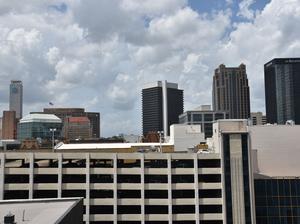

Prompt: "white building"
[0,120,255,224]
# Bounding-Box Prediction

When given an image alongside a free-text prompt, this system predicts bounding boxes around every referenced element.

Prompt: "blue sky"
[0,0,299,136]
[188,0,271,21]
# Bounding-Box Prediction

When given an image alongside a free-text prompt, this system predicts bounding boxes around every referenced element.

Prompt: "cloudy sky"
[0,0,299,136]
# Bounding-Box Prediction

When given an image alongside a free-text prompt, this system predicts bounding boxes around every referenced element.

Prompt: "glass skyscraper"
[264,58,300,124]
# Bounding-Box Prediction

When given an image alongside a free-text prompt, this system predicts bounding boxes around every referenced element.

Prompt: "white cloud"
[0,0,299,136]
[237,0,256,20]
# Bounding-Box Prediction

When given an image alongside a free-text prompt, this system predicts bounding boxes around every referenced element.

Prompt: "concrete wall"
[170,124,205,151]
[249,125,300,177]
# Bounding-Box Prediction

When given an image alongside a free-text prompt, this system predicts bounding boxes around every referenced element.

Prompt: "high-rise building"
[142,81,183,137]
[250,112,266,125]
[1,111,16,139]
[9,80,23,119]
[179,105,228,138]
[213,64,251,119]
[264,58,300,124]
[33,108,100,138]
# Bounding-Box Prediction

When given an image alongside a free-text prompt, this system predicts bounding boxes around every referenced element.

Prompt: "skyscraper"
[264,58,300,124]
[213,64,251,119]
[142,81,183,137]
[9,80,23,119]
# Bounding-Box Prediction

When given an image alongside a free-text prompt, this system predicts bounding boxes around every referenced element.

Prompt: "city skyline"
[0,0,299,136]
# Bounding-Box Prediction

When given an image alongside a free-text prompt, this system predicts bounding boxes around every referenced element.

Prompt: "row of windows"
[4,159,221,169]
[89,205,222,214]
[4,174,221,184]
[91,221,223,224]
[255,179,300,197]
[4,189,222,199]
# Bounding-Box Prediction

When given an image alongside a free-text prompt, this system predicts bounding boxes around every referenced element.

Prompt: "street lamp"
[157,131,164,153]
[49,128,57,150]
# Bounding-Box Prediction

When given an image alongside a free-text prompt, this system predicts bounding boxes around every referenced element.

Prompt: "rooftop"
[20,114,62,124]
[0,198,82,224]
[67,117,90,123]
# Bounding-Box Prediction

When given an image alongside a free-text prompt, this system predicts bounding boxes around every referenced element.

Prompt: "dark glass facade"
[265,58,300,124]
[255,179,300,224]
[142,83,183,136]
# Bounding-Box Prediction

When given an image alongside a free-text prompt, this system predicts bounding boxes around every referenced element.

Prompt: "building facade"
[17,114,62,141]
[63,117,92,140]
[142,81,184,137]
[1,111,16,139]
[179,105,228,138]
[39,108,100,138]
[0,120,256,224]
[264,58,300,124]
[9,80,23,119]
[213,64,251,119]
[250,112,266,125]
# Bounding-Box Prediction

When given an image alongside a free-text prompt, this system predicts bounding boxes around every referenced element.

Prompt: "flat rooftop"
[0,198,82,224]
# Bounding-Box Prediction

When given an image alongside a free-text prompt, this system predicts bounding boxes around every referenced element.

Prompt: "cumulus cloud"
[237,0,256,20]
[0,0,299,136]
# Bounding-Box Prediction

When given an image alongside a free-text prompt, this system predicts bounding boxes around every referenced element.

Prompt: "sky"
[0,0,299,136]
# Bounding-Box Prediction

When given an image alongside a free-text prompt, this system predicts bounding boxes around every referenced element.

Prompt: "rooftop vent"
[4,212,15,224]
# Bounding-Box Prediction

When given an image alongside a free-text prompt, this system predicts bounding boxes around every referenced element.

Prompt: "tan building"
[0,117,2,140]
[250,112,266,125]
[63,116,92,140]
[213,64,251,119]
[2,111,16,139]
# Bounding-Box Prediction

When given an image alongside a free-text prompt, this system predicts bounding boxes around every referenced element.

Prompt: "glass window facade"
[18,122,62,141]
[255,179,300,224]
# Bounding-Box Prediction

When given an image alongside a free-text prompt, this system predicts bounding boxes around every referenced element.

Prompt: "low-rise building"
[63,116,92,140]
[2,111,17,139]
[250,112,267,125]
[0,121,255,224]
[179,105,228,138]
[17,114,62,142]
[0,198,83,224]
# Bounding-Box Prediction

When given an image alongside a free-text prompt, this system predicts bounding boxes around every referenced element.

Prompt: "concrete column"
[162,80,168,137]
[230,134,245,224]
[58,153,62,198]
[140,154,145,224]
[29,153,34,199]
[194,154,200,224]
[167,154,172,224]
[113,154,118,224]
[0,153,5,200]
[85,153,90,224]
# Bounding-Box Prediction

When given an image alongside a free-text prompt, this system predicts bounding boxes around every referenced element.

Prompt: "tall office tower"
[9,80,23,119]
[142,81,183,137]
[213,64,251,119]
[264,58,300,124]
[2,111,16,139]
